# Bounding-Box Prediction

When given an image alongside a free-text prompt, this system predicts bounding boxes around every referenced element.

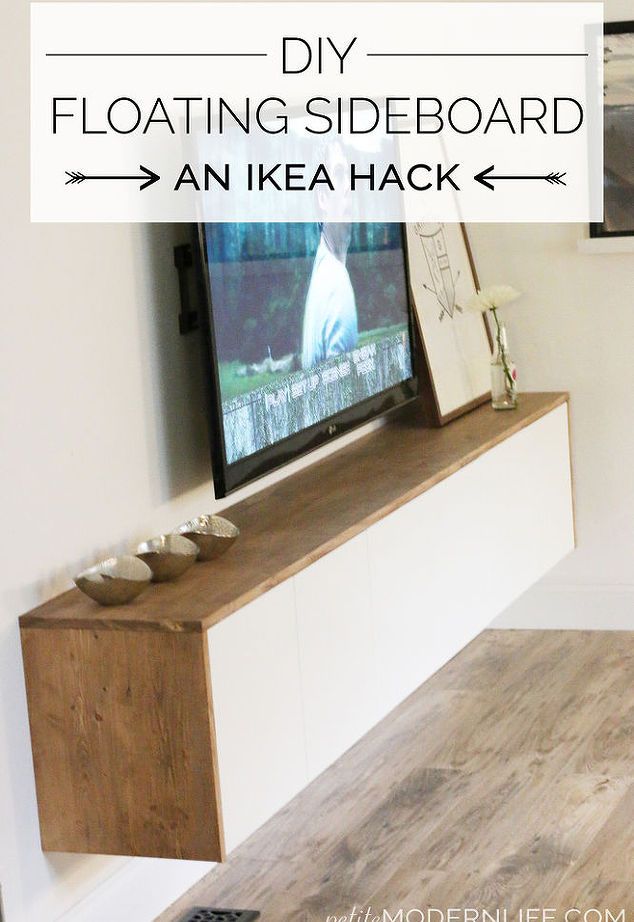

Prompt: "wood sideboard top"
[21,392,568,634]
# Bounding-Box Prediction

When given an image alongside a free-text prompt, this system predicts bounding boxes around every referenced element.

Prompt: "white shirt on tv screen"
[301,237,359,370]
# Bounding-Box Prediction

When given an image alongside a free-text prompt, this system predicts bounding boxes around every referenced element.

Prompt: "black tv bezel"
[194,222,419,498]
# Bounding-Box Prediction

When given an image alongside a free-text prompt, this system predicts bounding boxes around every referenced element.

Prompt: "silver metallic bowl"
[74,555,152,606]
[174,514,240,561]
[136,534,199,582]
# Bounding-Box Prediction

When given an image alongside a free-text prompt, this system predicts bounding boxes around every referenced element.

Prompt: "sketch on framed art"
[405,223,492,425]
[590,21,634,238]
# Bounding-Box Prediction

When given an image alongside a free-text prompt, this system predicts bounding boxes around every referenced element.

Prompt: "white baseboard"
[490,585,634,631]
[56,857,214,922]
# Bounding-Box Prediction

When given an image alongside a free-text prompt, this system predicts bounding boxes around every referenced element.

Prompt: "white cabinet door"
[207,405,573,852]
[368,404,574,717]
[207,581,307,853]
[367,480,459,717]
[488,403,574,594]
[294,533,379,780]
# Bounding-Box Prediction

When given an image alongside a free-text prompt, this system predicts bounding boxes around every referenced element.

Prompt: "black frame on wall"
[590,20,634,239]
[192,223,419,498]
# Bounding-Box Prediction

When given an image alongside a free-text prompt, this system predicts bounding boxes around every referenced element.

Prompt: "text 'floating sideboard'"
[20,393,575,860]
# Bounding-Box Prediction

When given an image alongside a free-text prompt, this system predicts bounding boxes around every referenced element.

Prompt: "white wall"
[473,103,634,626]
[486,0,634,624]
[481,219,634,628]
[2,0,633,920]
[477,0,634,633]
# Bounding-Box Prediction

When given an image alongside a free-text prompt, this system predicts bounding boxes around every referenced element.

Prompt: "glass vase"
[490,321,518,410]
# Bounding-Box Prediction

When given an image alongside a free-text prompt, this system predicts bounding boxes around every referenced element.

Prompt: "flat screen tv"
[196,221,418,496]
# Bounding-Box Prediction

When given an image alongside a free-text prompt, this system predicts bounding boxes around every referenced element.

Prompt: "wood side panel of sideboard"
[20,626,225,861]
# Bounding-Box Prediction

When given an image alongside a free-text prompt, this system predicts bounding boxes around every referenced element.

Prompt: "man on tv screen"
[301,141,359,370]
[203,207,414,469]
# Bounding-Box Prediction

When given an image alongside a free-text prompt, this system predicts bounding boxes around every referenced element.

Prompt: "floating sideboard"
[20,392,575,861]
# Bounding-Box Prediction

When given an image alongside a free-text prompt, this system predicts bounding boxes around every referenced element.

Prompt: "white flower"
[467,285,521,313]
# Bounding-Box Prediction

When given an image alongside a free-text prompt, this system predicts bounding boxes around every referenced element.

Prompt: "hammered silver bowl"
[136,534,199,582]
[174,514,240,561]
[74,555,152,606]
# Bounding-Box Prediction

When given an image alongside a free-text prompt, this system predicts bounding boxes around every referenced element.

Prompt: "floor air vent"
[179,909,260,922]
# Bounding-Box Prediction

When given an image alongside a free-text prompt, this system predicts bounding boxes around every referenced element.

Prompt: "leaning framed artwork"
[590,21,634,238]
[405,223,492,426]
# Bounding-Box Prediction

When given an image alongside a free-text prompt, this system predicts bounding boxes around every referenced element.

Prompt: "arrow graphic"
[474,165,566,191]
[65,165,160,191]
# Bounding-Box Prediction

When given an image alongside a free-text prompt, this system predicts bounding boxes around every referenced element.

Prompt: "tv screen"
[198,222,418,496]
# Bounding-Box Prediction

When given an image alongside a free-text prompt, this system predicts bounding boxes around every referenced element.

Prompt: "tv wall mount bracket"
[174,243,199,335]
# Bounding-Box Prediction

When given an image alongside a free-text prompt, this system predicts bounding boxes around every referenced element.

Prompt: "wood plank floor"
[156,630,634,922]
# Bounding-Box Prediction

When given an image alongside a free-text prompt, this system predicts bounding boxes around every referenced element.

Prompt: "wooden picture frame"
[590,21,634,239]
[405,223,492,426]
